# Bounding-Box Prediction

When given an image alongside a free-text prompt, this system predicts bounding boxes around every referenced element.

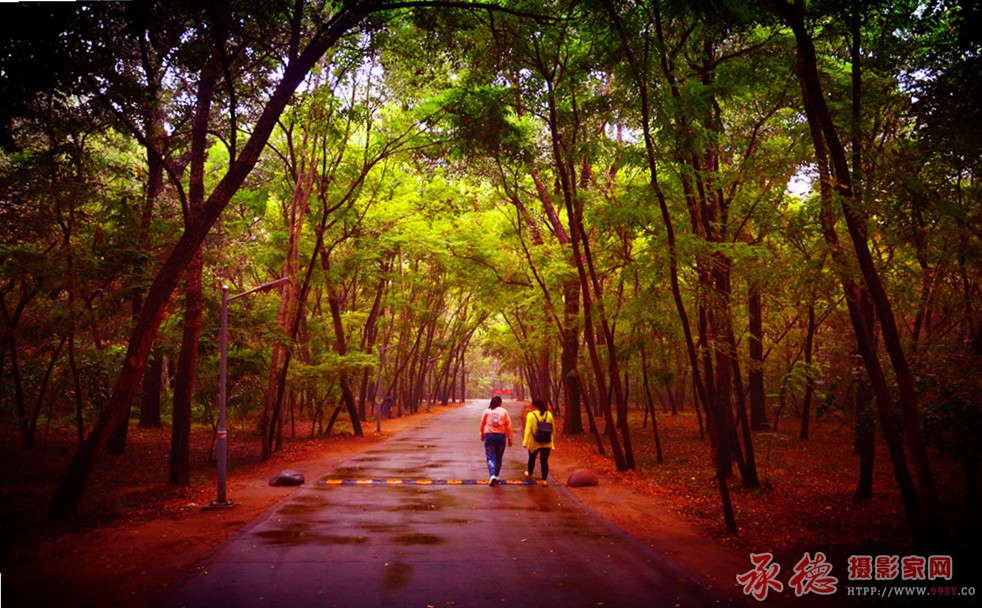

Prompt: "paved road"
[165,400,740,607]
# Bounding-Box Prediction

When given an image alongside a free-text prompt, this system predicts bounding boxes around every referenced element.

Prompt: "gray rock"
[567,468,600,487]
[269,470,305,486]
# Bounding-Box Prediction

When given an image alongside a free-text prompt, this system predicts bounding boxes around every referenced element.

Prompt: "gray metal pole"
[211,285,233,508]
[373,342,402,432]
[374,345,385,432]
[206,277,288,510]
[375,346,385,433]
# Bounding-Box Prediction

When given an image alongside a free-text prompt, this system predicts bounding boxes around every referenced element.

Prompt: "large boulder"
[269,470,305,487]
[567,468,600,487]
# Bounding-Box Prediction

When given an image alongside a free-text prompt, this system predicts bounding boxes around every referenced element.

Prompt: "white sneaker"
[489,475,497,486]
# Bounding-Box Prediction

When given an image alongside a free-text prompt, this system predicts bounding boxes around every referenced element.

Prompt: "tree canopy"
[0,0,977,549]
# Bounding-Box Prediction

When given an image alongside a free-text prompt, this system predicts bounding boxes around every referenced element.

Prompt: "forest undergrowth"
[1,404,978,603]
[561,408,980,573]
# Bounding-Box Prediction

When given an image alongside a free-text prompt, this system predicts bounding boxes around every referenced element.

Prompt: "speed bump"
[318,478,548,486]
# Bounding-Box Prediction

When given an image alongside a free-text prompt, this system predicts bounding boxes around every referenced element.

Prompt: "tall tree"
[775,0,946,550]
[49,1,397,517]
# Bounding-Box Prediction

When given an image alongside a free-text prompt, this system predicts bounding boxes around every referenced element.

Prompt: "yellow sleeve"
[523,411,535,447]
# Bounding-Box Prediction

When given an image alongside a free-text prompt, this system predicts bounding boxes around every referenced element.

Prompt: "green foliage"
[780,359,826,406]
[0,0,976,484]
[434,84,533,162]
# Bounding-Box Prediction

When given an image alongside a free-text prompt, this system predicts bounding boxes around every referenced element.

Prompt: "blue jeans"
[484,433,507,477]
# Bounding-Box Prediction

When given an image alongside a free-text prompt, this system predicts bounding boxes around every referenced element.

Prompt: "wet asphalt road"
[165,400,738,608]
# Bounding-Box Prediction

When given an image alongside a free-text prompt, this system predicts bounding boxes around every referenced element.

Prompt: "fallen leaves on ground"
[558,409,978,569]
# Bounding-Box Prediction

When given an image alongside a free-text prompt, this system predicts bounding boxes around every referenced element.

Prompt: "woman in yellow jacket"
[522,399,555,483]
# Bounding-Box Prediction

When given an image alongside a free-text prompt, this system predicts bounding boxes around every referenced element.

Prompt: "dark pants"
[484,433,506,477]
[527,448,551,480]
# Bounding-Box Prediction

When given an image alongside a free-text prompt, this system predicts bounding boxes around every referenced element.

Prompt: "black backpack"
[533,412,553,443]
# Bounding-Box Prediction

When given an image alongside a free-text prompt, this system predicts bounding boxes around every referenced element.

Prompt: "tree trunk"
[603,0,732,532]
[535,348,551,405]
[135,44,167,432]
[169,62,215,484]
[748,281,768,429]
[106,404,131,454]
[169,252,203,486]
[854,372,876,500]
[574,182,634,467]
[728,318,760,488]
[778,0,944,548]
[139,351,163,428]
[539,75,626,469]
[2,290,37,446]
[262,177,311,453]
[787,13,931,548]
[68,331,84,446]
[640,343,664,463]
[27,336,68,448]
[358,268,390,417]
[965,452,978,504]
[324,258,363,437]
[524,170,583,435]
[799,305,816,440]
[849,0,875,502]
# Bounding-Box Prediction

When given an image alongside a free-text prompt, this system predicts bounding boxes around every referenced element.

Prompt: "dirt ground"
[2,401,977,607]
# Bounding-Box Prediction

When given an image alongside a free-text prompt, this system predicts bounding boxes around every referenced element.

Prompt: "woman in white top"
[479,396,513,486]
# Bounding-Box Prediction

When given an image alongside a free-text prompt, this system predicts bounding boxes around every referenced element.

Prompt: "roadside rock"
[269,470,305,486]
[567,468,600,487]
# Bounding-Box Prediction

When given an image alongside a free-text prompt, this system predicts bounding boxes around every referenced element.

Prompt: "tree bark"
[1,289,37,437]
[854,361,876,500]
[27,336,67,448]
[6,326,29,447]
[640,342,664,463]
[748,281,768,429]
[799,305,815,440]
[324,255,363,437]
[787,9,931,548]
[135,29,168,431]
[603,0,733,532]
[169,59,215,484]
[849,0,875,502]
[527,170,583,434]
[262,143,314,456]
[138,352,163,428]
[169,251,202,487]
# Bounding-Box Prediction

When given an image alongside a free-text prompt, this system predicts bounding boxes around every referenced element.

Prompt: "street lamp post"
[207,276,290,509]
[374,342,401,432]
[424,355,440,413]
